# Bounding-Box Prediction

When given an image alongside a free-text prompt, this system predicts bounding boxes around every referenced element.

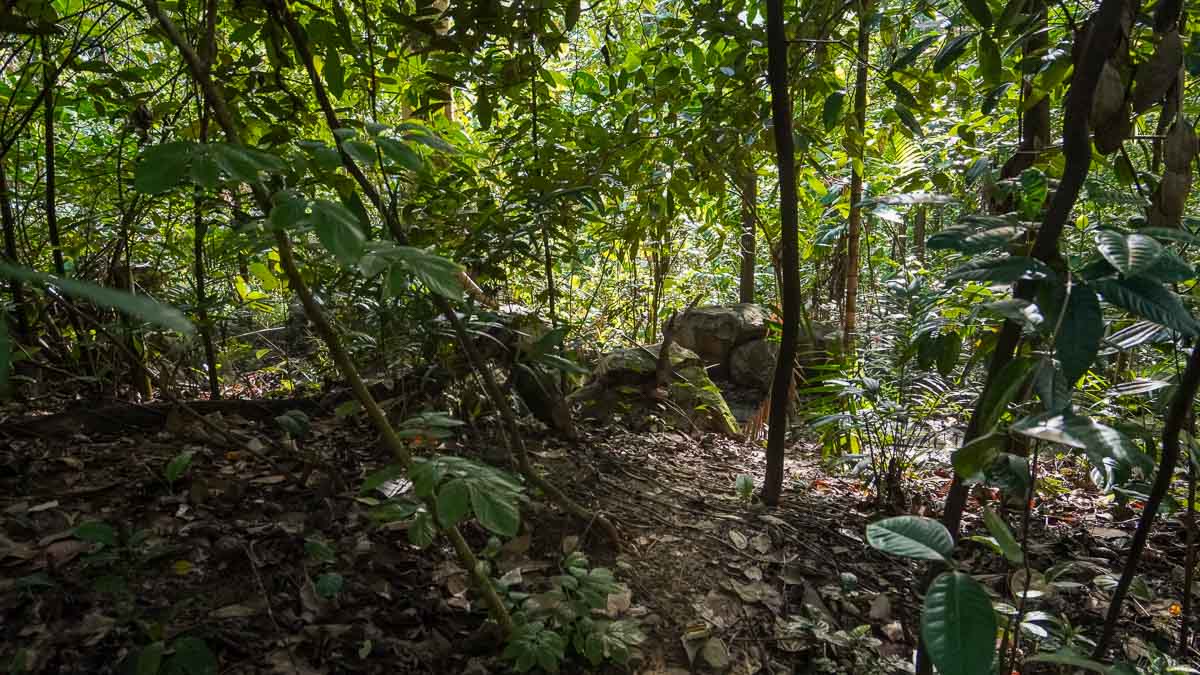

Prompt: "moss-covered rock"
[570,343,739,437]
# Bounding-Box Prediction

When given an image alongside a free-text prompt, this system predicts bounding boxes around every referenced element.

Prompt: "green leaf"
[921,572,997,675]
[978,356,1036,433]
[342,139,377,165]
[0,262,194,334]
[377,137,425,172]
[946,255,1051,283]
[392,246,464,299]
[75,521,117,547]
[1096,230,1164,278]
[884,78,919,108]
[952,434,1006,482]
[1011,413,1151,478]
[960,0,993,28]
[934,33,979,73]
[1139,227,1200,246]
[1056,284,1103,385]
[977,35,1002,83]
[892,35,939,71]
[309,200,366,265]
[361,464,405,494]
[982,506,1024,564]
[324,46,345,99]
[1092,277,1200,336]
[468,482,521,537]
[408,510,436,548]
[984,453,1030,496]
[936,332,961,376]
[983,298,1044,326]
[134,142,193,194]
[169,637,217,675]
[136,641,165,675]
[1033,357,1072,412]
[894,104,924,137]
[304,537,336,563]
[164,451,194,484]
[927,225,1025,253]
[210,144,284,184]
[822,90,846,131]
[436,478,471,527]
[314,572,344,598]
[865,516,953,561]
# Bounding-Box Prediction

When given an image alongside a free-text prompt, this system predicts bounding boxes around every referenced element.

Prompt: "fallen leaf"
[728,530,748,550]
[700,637,730,670]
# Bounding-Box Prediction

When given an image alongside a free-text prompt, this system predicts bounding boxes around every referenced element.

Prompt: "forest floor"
[1,394,1197,674]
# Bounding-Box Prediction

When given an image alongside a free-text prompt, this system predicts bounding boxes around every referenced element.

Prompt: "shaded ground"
[1,396,1198,673]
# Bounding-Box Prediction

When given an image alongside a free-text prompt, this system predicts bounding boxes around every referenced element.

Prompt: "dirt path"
[1,406,1194,673]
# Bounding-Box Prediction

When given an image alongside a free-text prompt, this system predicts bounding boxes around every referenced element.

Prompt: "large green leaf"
[309,199,366,265]
[982,506,1023,564]
[927,225,1025,253]
[1095,230,1164,278]
[436,478,471,528]
[1056,284,1103,385]
[324,46,345,98]
[134,141,193,194]
[169,636,218,675]
[377,137,425,172]
[822,90,846,131]
[960,0,993,28]
[468,482,521,537]
[865,516,953,561]
[934,33,979,73]
[977,356,1036,433]
[210,144,285,184]
[392,246,465,300]
[892,35,939,71]
[0,262,193,334]
[977,35,1002,83]
[951,433,1006,482]
[945,255,1050,283]
[921,572,997,675]
[1011,413,1151,477]
[1092,277,1200,337]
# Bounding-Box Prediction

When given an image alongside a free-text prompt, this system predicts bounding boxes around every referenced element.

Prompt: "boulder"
[730,339,778,391]
[729,324,843,392]
[569,343,739,437]
[669,303,770,369]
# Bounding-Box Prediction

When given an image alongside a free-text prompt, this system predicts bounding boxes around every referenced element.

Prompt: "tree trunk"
[913,205,926,263]
[842,0,871,352]
[738,159,757,303]
[42,38,64,278]
[0,162,29,341]
[763,0,800,507]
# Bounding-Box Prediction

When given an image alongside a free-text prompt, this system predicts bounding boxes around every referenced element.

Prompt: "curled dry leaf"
[1132,30,1183,114]
[1094,101,1132,155]
[1150,169,1193,226]
[1091,61,1126,125]
[1164,118,1199,172]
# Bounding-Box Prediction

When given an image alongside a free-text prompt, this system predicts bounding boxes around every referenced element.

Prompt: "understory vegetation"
[2,0,1200,673]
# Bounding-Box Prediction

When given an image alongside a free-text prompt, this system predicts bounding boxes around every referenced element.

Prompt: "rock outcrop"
[569,343,739,437]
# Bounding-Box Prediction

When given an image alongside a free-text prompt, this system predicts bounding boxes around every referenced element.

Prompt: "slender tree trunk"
[42,38,64,278]
[763,0,800,507]
[739,159,757,304]
[0,162,29,340]
[842,0,871,352]
[194,0,220,400]
[913,205,926,263]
